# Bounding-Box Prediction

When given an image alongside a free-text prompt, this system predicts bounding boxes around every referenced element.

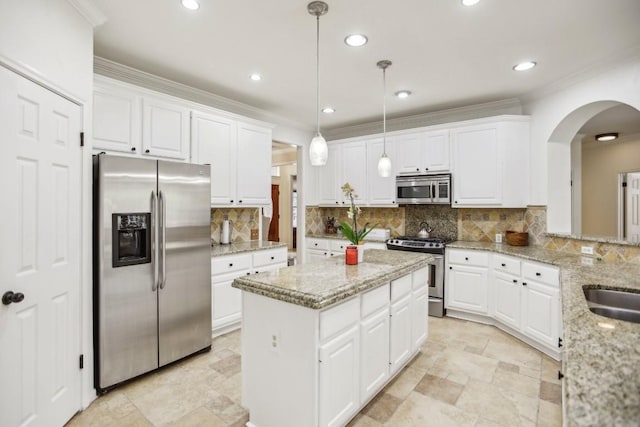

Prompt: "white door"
[0,66,82,427]
[319,325,360,427]
[626,172,640,244]
[317,144,341,206]
[359,308,390,402]
[92,82,141,154]
[423,129,450,172]
[446,264,489,314]
[410,289,429,352]
[342,141,368,204]
[521,281,559,349]
[493,271,522,329]
[236,122,271,205]
[366,137,396,205]
[393,132,424,175]
[141,95,190,160]
[389,294,412,374]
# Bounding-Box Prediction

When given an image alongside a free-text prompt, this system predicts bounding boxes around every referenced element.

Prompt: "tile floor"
[66,316,562,427]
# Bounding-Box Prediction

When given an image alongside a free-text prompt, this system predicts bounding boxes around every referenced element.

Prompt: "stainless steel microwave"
[396,174,451,204]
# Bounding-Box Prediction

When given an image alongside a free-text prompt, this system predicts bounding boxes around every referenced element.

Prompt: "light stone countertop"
[211,240,288,257]
[232,249,432,310]
[448,241,640,426]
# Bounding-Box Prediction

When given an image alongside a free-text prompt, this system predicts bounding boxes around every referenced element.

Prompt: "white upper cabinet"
[317,144,342,206]
[191,111,272,206]
[93,82,141,154]
[451,117,530,208]
[423,129,450,172]
[366,137,397,206]
[395,129,450,175]
[93,76,190,161]
[141,96,190,160]
[341,141,368,205]
[236,122,272,205]
[191,112,236,205]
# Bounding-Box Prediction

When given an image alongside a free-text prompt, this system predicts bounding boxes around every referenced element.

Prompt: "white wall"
[0,0,99,409]
[522,57,640,232]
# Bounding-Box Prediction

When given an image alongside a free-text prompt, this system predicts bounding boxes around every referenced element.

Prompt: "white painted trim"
[66,0,107,27]
[94,57,307,132]
[324,98,523,140]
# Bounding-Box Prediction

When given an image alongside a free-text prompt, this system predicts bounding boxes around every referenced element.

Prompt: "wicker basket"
[505,230,529,246]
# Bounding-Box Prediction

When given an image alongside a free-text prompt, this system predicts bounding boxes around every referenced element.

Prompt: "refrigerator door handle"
[151,191,158,292]
[159,190,167,289]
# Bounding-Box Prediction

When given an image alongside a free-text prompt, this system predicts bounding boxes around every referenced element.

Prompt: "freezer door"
[95,155,159,389]
[157,161,212,366]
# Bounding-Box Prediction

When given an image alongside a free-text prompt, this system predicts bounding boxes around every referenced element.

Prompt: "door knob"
[2,291,25,305]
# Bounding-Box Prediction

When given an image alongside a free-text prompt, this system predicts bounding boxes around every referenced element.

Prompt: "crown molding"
[94,56,311,133]
[67,0,107,27]
[323,98,523,141]
[520,44,640,105]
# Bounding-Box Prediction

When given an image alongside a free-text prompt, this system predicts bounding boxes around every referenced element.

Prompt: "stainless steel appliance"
[396,173,451,205]
[93,154,212,392]
[386,237,446,317]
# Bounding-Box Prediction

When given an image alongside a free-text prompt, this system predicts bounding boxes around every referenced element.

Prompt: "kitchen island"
[232,249,431,427]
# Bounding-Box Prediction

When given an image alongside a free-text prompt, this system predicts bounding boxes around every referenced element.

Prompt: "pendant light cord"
[382,67,387,155]
[316,14,321,136]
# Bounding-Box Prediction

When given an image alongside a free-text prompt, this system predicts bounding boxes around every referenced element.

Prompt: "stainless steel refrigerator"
[93,154,211,392]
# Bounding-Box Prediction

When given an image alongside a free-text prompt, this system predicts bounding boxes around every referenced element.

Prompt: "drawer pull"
[270,256,274,260]
[465,257,469,261]
[536,272,541,276]
[522,282,527,286]
[501,263,506,267]
[512,279,517,283]
[246,272,250,275]
[229,263,233,267]
[449,266,452,270]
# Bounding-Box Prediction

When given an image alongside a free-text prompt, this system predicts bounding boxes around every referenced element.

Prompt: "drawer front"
[212,254,251,275]
[320,297,360,341]
[522,261,559,287]
[412,267,429,291]
[493,254,521,276]
[253,248,287,267]
[448,249,489,267]
[306,238,329,250]
[391,274,412,301]
[329,240,351,252]
[361,283,390,318]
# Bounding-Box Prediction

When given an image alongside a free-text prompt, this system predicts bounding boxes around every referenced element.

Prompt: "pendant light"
[308,1,329,166]
[377,60,392,177]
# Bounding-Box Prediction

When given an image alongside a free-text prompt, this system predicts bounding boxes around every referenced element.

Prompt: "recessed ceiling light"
[461,0,480,6]
[344,34,368,47]
[513,61,537,71]
[595,132,618,142]
[395,90,412,99]
[250,73,262,81]
[181,0,200,10]
[321,107,335,114]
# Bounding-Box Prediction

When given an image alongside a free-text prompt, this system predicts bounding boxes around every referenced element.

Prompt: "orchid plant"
[339,183,378,245]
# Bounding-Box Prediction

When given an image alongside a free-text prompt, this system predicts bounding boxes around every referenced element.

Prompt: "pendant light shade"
[308,1,329,166]
[377,60,392,177]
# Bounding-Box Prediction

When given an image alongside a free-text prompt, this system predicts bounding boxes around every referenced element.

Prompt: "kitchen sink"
[583,287,640,324]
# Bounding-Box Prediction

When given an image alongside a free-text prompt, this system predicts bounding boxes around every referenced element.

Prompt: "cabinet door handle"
[425,167,429,171]
[558,371,564,380]
[501,263,506,267]
[465,257,469,261]
[454,201,458,204]
[239,200,243,203]
[229,263,233,267]
[536,272,541,276]
[449,266,452,270]
[230,200,234,203]
[145,149,150,153]
[522,282,527,286]
[246,272,250,276]
[314,243,318,247]
[416,168,419,172]
[131,147,136,152]
[512,279,517,283]
[270,256,274,260]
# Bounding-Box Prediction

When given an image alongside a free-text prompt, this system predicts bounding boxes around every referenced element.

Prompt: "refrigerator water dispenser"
[112,213,151,267]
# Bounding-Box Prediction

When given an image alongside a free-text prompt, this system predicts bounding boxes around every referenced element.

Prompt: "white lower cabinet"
[446,248,562,359]
[241,266,428,427]
[319,325,360,427]
[211,247,286,337]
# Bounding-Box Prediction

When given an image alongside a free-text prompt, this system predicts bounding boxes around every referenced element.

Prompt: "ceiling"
[92,0,640,132]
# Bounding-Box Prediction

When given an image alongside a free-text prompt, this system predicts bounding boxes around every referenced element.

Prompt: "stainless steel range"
[386,237,446,317]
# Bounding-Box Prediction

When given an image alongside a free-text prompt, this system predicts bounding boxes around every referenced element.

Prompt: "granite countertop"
[211,240,288,257]
[448,241,640,426]
[232,249,432,310]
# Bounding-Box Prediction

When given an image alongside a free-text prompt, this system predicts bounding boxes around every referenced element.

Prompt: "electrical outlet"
[270,332,280,352]
[581,256,594,265]
[251,229,259,240]
[581,246,594,255]
[495,233,503,243]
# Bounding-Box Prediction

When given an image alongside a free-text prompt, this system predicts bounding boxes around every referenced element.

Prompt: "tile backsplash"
[211,208,260,244]
[306,206,405,237]
[458,208,526,242]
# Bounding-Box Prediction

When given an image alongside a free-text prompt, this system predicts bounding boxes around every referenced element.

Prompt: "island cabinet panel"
[319,325,360,427]
[238,260,429,427]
